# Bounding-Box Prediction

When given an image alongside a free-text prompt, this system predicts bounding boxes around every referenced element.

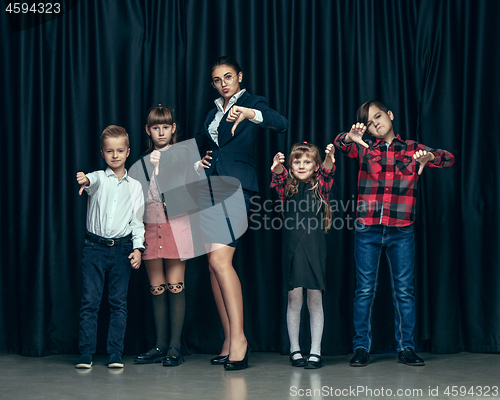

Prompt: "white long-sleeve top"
[84,167,145,250]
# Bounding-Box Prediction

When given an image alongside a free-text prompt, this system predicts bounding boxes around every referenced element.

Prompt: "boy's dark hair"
[356,100,389,125]
[100,125,129,149]
[211,55,242,75]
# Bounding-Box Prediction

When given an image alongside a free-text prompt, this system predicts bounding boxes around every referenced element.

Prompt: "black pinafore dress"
[282,181,326,292]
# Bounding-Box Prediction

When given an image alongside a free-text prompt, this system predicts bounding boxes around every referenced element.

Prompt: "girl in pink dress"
[132,105,193,367]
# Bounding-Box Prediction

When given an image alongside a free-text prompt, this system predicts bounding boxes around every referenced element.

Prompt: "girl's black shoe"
[304,354,323,369]
[210,354,229,365]
[162,347,184,367]
[224,344,251,371]
[290,351,306,367]
[134,347,165,364]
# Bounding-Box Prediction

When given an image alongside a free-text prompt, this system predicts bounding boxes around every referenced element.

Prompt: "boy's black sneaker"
[108,354,124,368]
[76,354,93,369]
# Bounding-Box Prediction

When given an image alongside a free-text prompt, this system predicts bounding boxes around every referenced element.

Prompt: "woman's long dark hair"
[211,55,242,75]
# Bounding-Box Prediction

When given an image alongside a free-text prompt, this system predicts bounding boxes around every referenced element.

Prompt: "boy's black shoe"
[76,354,93,369]
[108,354,124,368]
[349,348,369,367]
[398,348,425,366]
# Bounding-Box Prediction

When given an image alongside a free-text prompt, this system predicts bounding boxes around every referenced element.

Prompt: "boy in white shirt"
[75,125,144,369]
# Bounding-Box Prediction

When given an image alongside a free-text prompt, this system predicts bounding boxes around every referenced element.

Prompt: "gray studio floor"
[1,352,499,400]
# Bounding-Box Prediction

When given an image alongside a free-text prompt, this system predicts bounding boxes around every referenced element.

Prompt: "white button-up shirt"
[208,89,263,145]
[84,167,145,250]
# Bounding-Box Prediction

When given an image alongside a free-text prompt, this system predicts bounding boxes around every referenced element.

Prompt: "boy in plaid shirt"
[335,100,454,367]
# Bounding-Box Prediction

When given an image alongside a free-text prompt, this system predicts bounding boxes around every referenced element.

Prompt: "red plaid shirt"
[334,133,455,227]
[270,164,335,203]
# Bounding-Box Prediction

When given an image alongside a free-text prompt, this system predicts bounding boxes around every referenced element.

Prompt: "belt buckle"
[106,239,115,247]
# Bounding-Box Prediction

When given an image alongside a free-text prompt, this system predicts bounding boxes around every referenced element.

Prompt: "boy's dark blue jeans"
[79,232,132,356]
[352,221,416,353]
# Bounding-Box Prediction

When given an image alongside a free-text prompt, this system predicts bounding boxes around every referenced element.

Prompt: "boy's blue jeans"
[353,221,416,353]
[79,233,132,356]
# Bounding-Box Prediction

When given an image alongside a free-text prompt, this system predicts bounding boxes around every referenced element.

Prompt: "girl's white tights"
[287,287,324,362]
[287,287,303,360]
[307,289,324,361]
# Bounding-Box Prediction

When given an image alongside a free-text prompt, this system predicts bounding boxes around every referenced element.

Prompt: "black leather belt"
[85,233,132,247]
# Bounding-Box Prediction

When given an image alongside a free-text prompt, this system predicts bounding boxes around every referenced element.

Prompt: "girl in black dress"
[270,142,335,369]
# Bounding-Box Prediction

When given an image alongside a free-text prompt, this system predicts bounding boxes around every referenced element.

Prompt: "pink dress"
[142,151,194,260]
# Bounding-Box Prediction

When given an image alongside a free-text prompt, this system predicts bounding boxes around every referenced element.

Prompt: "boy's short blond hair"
[100,125,129,149]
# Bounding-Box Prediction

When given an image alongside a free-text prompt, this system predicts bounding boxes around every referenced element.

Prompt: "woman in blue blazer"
[196,56,288,370]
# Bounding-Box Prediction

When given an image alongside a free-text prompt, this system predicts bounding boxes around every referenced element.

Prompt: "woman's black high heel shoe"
[210,354,229,365]
[224,344,251,371]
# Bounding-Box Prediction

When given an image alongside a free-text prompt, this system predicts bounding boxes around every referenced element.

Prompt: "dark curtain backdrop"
[1,0,499,357]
